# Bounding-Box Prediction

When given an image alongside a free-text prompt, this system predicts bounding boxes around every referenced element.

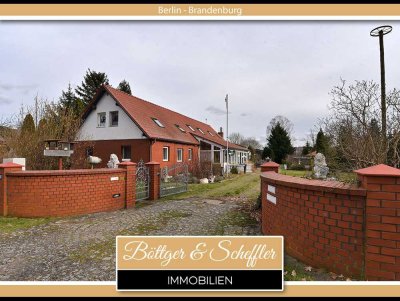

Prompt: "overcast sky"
[1,21,400,146]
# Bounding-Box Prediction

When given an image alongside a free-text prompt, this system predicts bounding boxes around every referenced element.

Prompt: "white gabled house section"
[78,93,146,141]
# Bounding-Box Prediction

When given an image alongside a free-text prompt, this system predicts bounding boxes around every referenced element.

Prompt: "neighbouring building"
[286,146,313,168]
[76,85,249,172]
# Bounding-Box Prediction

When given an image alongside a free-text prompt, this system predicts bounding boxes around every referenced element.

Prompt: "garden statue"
[313,153,329,179]
[107,154,120,169]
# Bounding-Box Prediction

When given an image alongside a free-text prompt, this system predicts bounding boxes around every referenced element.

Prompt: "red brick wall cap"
[117,162,137,166]
[261,161,280,167]
[354,164,400,177]
[261,172,366,196]
[145,161,161,165]
[0,162,23,168]
[7,168,125,177]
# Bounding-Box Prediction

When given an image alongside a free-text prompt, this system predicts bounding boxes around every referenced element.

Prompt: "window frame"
[188,148,193,161]
[197,128,205,134]
[121,145,131,161]
[177,148,183,162]
[152,118,165,128]
[109,111,119,127]
[175,124,186,133]
[162,146,169,162]
[187,124,195,132]
[97,112,106,128]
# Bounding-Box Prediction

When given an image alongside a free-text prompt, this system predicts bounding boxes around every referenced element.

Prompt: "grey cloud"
[0,95,12,105]
[205,106,227,116]
[0,84,38,94]
[240,113,249,117]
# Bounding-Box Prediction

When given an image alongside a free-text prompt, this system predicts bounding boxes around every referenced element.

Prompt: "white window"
[152,118,164,128]
[177,148,183,162]
[187,125,195,131]
[176,124,186,133]
[97,112,106,127]
[163,147,169,161]
[188,148,193,160]
[110,111,119,127]
[197,128,205,134]
[208,131,214,136]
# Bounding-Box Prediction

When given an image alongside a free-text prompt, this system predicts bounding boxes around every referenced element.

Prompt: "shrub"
[230,165,239,174]
[214,175,224,183]
[188,176,199,184]
[289,163,306,171]
[255,193,262,210]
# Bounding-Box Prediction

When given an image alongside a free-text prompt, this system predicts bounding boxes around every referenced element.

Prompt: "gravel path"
[0,197,260,281]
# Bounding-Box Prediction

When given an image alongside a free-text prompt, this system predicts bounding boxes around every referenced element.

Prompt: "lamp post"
[370,25,392,144]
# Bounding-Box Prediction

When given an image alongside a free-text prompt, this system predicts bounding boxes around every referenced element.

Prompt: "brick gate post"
[355,164,400,280]
[0,163,23,216]
[118,162,136,209]
[146,162,161,201]
[260,161,280,173]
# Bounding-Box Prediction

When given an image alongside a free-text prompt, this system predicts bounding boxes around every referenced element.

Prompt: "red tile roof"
[82,85,248,151]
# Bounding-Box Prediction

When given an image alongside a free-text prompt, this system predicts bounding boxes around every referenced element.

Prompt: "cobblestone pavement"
[0,197,260,281]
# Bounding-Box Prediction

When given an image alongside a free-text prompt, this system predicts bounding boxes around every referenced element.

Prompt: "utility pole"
[225,94,229,175]
[370,25,392,151]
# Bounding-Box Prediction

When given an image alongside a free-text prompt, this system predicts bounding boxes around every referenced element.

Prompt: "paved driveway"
[0,197,260,281]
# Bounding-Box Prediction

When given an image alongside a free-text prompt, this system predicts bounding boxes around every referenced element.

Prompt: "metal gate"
[136,160,150,200]
[160,163,189,197]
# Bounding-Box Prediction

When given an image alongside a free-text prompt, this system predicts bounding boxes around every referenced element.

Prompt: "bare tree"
[323,79,400,169]
[266,115,294,139]
[228,132,244,145]
[241,137,262,150]
[1,97,92,170]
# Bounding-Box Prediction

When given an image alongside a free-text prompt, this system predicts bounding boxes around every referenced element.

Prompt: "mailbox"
[44,139,76,157]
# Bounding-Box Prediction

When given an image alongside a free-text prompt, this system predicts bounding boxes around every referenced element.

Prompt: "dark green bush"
[289,163,306,170]
[230,165,239,174]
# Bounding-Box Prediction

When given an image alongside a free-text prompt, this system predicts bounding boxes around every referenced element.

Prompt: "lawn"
[163,171,261,202]
[279,169,357,184]
[0,217,52,233]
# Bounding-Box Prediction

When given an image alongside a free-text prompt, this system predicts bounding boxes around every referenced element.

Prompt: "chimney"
[218,127,224,138]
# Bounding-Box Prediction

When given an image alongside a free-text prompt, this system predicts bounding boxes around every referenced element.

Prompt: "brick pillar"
[260,161,280,173]
[355,164,400,280]
[118,162,136,209]
[0,163,23,216]
[146,161,161,201]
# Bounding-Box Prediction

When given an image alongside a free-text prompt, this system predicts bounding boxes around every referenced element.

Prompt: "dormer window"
[152,118,164,128]
[187,125,195,131]
[208,131,214,136]
[198,128,205,134]
[176,124,186,133]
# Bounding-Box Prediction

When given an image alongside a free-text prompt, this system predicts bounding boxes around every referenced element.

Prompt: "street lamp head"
[370,25,392,37]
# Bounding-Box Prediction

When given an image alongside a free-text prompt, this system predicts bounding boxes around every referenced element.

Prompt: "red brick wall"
[73,139,151,168]
[151,141,199,169]
[6,169,128,217]
[261,172,367,278]
[359,174,400,280]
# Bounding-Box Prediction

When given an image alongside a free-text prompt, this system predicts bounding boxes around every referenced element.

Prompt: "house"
[76,85,249,172]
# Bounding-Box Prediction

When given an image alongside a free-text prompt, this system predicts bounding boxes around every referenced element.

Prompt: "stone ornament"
[107,154,120,169]
[313,153,329,179]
